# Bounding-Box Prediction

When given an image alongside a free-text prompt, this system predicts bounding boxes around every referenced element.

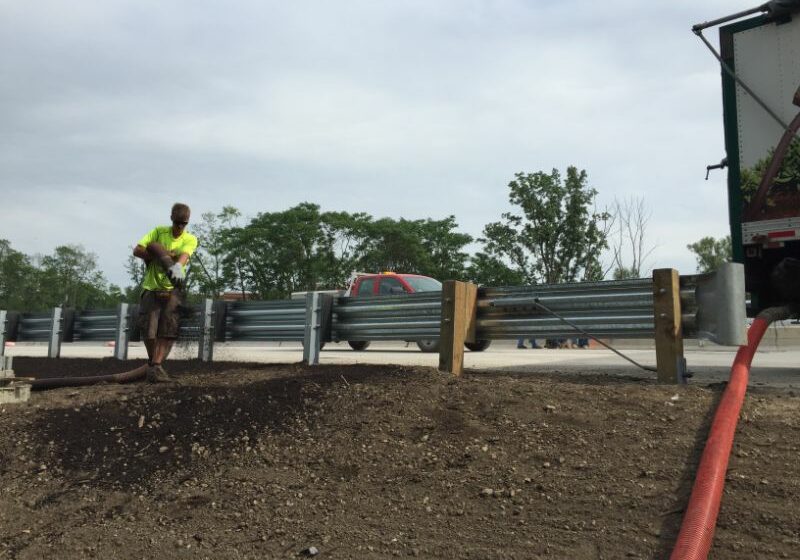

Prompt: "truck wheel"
[464,340,491,352]
[348,341,371,351]
[416,339,440,353]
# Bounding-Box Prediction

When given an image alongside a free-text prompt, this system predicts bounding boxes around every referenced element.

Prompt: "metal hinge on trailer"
[742,217,800,246]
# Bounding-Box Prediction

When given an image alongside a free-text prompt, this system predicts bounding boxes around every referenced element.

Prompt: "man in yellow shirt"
[133,203,198,382]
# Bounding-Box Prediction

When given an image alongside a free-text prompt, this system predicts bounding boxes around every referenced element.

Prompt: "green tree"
[354,218,430,275]
[231,203,330,298]
[687,236,732,273]
[416,216,473,281]
[191,206,242,298]
[478,167,610,285]
[36,245,112,309]
[352,216,472,281]
[612,266,639,280]
[317,211,374,288]
[0,239,38,310]
[220,206,474,298]
[465,252,525,286]
[122,253,146,302]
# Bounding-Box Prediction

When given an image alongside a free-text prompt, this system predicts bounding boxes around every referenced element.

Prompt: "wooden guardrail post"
[653,268,686,384]
[438,280,478,376]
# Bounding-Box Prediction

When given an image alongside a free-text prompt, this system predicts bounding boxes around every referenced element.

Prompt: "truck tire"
[348,341,371,351]
[464,340,491,352]
[416,339,440,353]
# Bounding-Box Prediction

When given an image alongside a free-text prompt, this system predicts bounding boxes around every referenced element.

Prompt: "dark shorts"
[138,290,181,339]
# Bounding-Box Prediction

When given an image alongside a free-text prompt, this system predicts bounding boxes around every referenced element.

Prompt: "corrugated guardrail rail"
[177,303,203,340]
[73,309,117,342]
[476,277,700,339]
[332,291,442,342]
[225,299,306,342]
[17,312,52,342]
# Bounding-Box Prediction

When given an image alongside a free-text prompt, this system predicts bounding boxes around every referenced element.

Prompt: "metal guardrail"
[73,309,117,341]
[224,299,306,342]
[476,277,700,339]
[177,303,203,340]
[332,291,442,342]
[0,266,747,373]
[17,312,52,342]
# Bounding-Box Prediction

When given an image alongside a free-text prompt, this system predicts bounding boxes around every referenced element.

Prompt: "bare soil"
[1,358,798,559]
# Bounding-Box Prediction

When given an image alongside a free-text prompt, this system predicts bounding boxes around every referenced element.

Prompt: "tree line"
[0,166,732,311]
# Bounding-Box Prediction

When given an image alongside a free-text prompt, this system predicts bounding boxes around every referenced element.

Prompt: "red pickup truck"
[345,272,491,353]
[346,272,441,297]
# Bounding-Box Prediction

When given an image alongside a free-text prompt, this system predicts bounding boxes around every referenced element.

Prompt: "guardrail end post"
[198,298,214,362]
[48,306,63,359]
[694,262,747,346]
[114,303,130,361]
[0,310,6,358]
[653,269,686,384]
[439,280,478,376]
[303,292,322,366]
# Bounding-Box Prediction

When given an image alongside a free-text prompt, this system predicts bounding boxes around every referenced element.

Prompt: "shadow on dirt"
[654,384,724,556]
[469,366,657,386]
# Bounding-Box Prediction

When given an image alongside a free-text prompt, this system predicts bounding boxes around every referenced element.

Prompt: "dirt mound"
[1,358,798,559]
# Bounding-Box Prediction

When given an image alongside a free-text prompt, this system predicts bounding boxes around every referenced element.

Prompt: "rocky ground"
[1,358,798,559]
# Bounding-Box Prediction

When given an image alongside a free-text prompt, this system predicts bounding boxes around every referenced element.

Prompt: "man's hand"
[167,263,186,289]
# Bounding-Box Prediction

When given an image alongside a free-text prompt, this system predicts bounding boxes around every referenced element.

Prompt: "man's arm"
[133,244,152,263]
[134,245,180,264]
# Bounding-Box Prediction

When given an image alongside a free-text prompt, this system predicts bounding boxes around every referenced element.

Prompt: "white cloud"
[0,0,765,287]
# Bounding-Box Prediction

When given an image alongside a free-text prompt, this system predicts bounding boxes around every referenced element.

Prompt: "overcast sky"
[0,1,756,288]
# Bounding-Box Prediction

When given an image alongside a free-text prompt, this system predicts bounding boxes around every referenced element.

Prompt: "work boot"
[146,364,174,383]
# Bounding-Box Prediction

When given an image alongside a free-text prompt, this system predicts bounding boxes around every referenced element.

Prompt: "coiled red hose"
[670,307,791,559]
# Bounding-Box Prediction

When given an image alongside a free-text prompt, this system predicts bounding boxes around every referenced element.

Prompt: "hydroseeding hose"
[670,305,795,559]
[30,364,148,391]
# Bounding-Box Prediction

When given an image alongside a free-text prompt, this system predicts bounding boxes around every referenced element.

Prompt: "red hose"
[670,309,787,559]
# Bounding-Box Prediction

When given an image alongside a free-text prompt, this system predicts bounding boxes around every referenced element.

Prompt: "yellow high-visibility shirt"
[136,226,198,291]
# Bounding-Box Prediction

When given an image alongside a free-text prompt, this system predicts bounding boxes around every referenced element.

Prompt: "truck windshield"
[404,276,442,292]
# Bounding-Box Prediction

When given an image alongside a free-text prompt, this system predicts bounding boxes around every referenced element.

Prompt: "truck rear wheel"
[464,340,491,352]
[348,341,371,351]
[416,339,440,353]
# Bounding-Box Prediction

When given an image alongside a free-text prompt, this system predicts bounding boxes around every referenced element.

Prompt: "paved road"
[5,340,798,389]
